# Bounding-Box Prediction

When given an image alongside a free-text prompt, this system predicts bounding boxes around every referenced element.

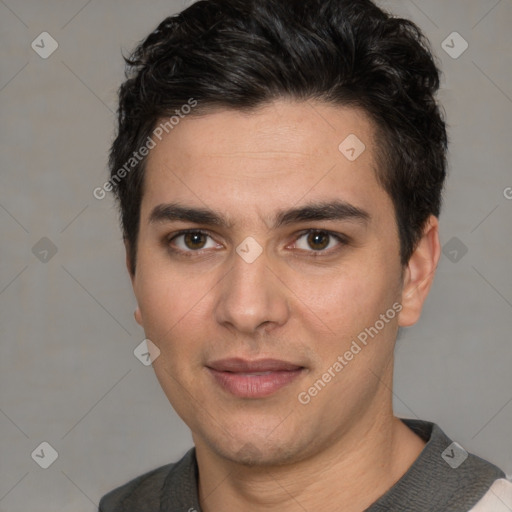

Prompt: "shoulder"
[377,419,509,511]
[98,463,173,512]
[98,448,196,512]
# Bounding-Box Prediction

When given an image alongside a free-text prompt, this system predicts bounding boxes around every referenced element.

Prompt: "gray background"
[1,0,511,510]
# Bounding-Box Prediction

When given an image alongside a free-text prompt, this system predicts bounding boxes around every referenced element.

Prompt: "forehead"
[140,100,390,225]
[149,100,375,161]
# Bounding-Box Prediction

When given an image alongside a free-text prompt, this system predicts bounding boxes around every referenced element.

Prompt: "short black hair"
[109,0,448,276]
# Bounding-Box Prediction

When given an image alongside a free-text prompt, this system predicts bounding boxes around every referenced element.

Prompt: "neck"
[195,411,426,512]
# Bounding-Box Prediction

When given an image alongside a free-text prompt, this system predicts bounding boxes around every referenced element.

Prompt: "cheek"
[134,262,205,361]
[136,245,207,326]
[136,269,208,411]
[294,263,394,336]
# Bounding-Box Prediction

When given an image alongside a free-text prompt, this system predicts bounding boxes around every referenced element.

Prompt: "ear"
[123,237,135,283]
[398,215,441,327]
[124,238,143,326]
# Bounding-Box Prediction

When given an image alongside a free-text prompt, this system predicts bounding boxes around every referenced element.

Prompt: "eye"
[168,230,220,253]
[293,230,346,254]
[166,229,347,257]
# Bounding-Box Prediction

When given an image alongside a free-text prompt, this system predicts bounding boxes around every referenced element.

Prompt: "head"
[109,0,447,465]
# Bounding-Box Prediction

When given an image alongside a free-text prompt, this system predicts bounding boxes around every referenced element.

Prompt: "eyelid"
[167,228,212,241]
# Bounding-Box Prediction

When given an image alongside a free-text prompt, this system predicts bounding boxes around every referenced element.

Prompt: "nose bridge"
[214,244,290,333]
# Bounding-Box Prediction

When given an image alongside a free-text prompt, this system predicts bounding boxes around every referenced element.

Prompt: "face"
[129,100,426,466]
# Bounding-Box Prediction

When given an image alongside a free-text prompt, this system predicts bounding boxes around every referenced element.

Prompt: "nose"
[214,246,290,335]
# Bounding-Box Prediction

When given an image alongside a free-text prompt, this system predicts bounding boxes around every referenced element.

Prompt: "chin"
[211,433,307,467]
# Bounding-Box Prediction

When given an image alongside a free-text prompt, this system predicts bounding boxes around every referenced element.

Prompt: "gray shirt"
[98,418,506,511]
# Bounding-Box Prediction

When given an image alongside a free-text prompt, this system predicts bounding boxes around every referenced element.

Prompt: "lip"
[206,358,306,398]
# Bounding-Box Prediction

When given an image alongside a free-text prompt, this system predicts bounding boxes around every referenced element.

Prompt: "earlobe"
[398,215,441,327]
[134,307,143,326]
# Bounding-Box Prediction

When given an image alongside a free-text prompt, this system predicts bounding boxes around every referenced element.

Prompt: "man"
[99,0,511,510]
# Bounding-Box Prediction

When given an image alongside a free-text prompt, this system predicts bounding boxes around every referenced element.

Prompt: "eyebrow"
[148,200,370,230]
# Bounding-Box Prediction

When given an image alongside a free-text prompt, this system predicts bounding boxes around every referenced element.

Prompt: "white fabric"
[468,478,512,511]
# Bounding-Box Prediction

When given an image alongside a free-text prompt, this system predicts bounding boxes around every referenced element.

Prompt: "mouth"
[206,358,306,398]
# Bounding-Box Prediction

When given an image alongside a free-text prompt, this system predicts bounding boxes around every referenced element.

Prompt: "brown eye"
[306,231,330,251]
[293,230,346,255]
[183,232,208,250]
[168,231,219,253]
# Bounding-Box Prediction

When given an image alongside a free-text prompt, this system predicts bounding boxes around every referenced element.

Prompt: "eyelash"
[165,229,349,258]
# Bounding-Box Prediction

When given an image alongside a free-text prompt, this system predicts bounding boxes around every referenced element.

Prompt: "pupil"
[185,233,206,249]
[308,231,329,250]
